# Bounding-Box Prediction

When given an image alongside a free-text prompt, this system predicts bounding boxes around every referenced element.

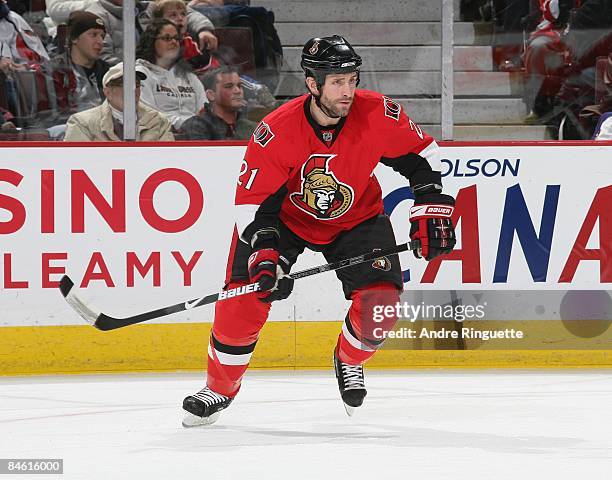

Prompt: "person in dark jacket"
[180,65,256,140]
[47,11,109,136]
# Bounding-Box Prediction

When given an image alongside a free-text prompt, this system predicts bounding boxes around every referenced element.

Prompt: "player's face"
[319,72,358,117]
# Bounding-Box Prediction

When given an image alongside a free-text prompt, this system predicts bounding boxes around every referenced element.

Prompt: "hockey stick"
[59,240,420,331]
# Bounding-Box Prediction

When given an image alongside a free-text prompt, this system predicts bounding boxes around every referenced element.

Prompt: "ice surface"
[1,370,611,479]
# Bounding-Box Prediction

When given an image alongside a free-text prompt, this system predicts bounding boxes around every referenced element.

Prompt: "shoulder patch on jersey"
[253,121,275,147]
[382,96,401,121]
[372,256,392,272]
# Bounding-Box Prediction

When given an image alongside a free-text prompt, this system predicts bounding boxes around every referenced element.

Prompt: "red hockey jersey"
[235,89,441,245]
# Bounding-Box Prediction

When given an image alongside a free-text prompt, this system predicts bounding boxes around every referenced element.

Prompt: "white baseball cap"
[103,62,148,87]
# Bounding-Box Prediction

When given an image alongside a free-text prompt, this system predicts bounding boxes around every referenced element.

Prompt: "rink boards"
[0,141,611,374]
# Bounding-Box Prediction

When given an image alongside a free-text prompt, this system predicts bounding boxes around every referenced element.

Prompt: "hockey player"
[182,36,456,426]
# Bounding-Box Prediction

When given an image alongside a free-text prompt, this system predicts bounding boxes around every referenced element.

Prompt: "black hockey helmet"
[301,35,362,85]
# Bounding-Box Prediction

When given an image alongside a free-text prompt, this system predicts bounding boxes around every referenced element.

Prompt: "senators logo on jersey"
[290,154,354,220]
[253,121,275,147]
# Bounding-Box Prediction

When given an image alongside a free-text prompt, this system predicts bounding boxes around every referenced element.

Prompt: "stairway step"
[399,98,528,124]
[252,0,461,22]
[275,22,491,46]
[276,71,522,97]
[456,124,553,140]
[422,124,553,140]
[282,46,493,72]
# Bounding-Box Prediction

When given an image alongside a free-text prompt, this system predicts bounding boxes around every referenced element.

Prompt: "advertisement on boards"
[0,144,610,328]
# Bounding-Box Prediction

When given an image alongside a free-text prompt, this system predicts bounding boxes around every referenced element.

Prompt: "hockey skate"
[333,350,367,417]
[182,386,233,428]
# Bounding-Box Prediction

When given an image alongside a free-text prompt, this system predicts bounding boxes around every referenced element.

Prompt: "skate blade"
[343,403,355,417]
[181,410,222,428]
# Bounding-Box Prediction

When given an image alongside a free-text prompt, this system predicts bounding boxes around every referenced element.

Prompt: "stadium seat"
[215,27,256,78]
[11,69,54,127]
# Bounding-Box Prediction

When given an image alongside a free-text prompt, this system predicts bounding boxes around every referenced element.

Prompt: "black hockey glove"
[263,269,294,303]
[409,193,456,261]
[247,249,294,303]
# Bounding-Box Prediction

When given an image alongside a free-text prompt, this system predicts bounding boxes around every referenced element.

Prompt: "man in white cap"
[64,61,174,141]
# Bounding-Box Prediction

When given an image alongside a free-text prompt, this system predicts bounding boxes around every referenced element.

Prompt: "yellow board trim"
[1,321,611,375]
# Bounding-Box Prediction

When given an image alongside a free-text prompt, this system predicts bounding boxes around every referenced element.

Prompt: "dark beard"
[314,95,342,119]
[315,94,353,120]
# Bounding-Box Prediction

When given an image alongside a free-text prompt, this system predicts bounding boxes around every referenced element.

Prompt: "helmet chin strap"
[313,91,341,120]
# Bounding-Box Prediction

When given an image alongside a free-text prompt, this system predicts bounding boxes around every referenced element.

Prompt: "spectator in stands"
[580,52,612,139]
[48,11,109,137]
[86,0,135,66]
[5,1,26,16]
[148,0,218,52]
[0,0,49,66]
[522,0,573,123]
[45,0,97,39]
[8,0,49,44]
[188,0,223,6]
[188,0,284,91]
[1,105,16,129]
[47,0,97,25]
[563,0,612,61]
[180,65,255,139]
[176,0,279,108]
[136,19,207,129]
[84,0,217,66]
[187,1,252,7]
[64,61,174,141]
[490,0,531,71]
[151,0,219,74]
[0,57,19,121]
[551,1,612,138]
[593,113,612,139]
[0,48,23,72]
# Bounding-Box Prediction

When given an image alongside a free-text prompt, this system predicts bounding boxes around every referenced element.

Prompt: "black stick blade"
[94,314,123,331]
[59,275,74,298]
